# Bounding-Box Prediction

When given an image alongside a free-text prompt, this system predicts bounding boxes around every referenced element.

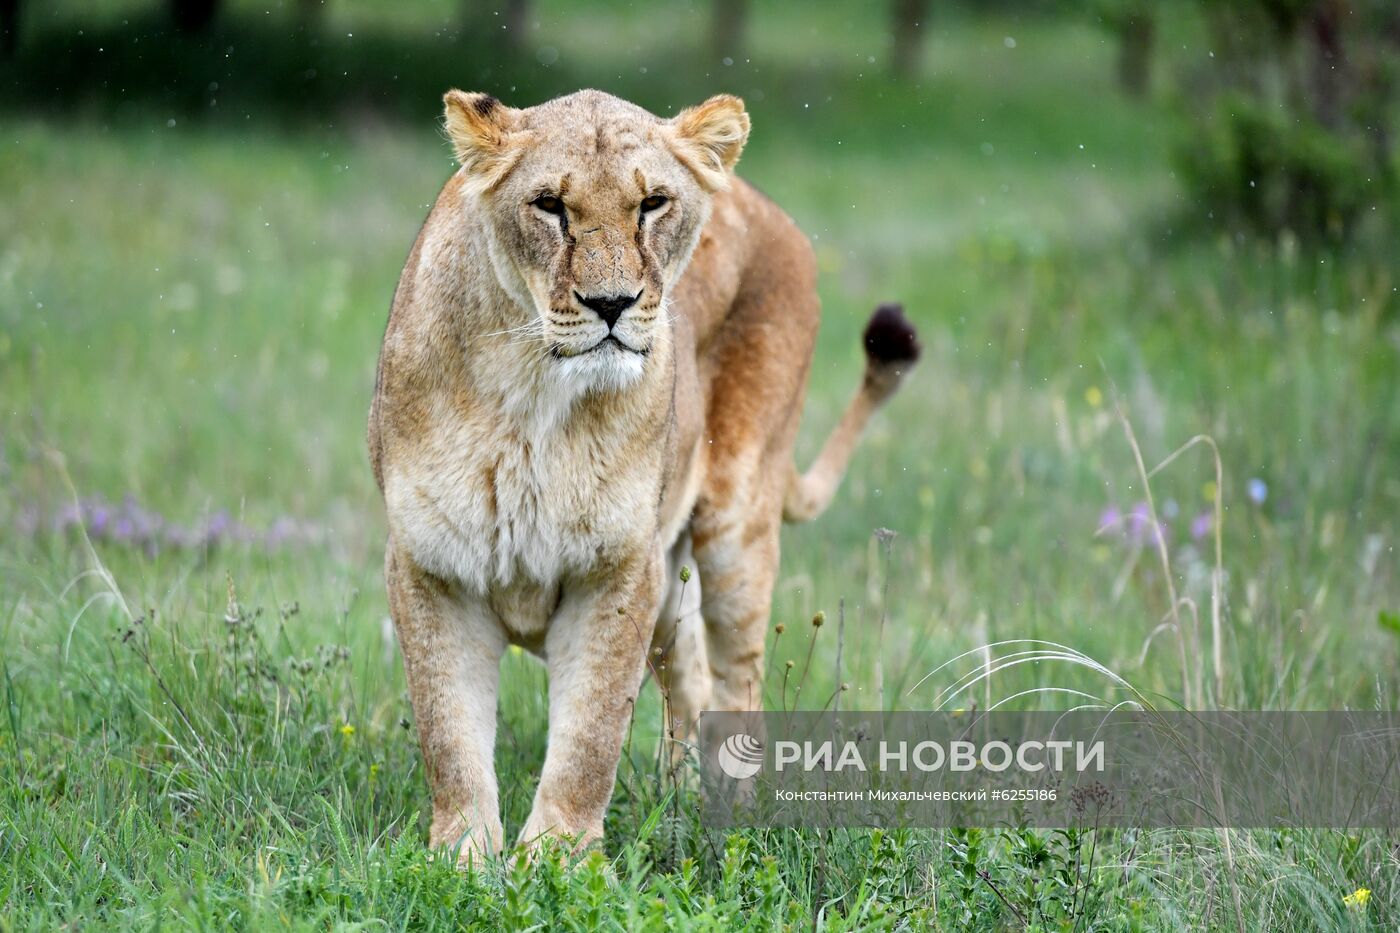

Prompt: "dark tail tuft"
[863,303,921,365]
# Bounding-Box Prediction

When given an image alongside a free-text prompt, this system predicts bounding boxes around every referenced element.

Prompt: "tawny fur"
[368,88,917,862]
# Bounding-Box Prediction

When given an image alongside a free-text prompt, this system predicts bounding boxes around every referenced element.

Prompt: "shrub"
[1174,0,1400,241]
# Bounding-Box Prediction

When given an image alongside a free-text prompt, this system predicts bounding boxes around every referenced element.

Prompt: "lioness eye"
[640,195,668,213]
[532,195,565,215]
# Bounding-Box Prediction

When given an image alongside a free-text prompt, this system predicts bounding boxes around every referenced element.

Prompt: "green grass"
[2,0,1399,928]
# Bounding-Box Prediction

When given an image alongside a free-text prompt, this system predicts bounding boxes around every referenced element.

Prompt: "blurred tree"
[464,0,530,49]
[1094,0,1155,97]
[891,0,930,78]
[0,0,18,59]
[712,0,746,63]
[1177,0,1400,239]
[297,0,324,34]
[169,0,220,34]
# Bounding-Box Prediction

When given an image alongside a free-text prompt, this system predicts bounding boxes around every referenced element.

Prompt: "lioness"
[368,88,918,860]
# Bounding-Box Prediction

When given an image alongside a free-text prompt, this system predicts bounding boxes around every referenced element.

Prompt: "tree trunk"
[1308,0,1346,129]
[1116,11,1154,98]
[1368,7,1400,182]
[169,0,220,34]
[0,0,18,59]
[463,0,530,48]
[297,0,323,34]
[711,0,746,62]
[891,0,930,80]
[504,0,529,48]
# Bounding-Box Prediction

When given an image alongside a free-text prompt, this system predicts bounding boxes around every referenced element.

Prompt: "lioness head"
[442,88,749,391]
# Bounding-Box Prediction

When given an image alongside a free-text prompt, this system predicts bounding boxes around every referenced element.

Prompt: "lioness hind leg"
[691,503,783,717]
[385,545,507,864]
[652,534,711,765]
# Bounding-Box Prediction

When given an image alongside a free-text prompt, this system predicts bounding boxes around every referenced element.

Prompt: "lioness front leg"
[385,544,507,863]
[518,549,662,852]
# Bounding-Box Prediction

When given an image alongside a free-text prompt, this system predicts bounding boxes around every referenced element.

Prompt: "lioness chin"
[368,88,919,862]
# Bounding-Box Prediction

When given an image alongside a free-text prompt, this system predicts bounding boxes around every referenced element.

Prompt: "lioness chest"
[382,393,665,635]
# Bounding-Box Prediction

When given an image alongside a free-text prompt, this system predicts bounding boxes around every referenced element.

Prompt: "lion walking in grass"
[368,88,918,860]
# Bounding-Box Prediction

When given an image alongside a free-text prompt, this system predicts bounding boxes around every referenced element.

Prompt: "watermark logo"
[716,732,764,779]
[698,710,1400,829]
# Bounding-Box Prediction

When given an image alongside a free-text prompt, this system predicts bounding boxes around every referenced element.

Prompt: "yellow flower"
[1084,385,1103,408]
[339,723,356,738]
[369,763,380,782]
[1201,481,1218,503]
[1343,887,1370,909]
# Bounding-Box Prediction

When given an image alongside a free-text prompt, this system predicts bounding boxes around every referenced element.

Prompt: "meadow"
[1,0,1398,928]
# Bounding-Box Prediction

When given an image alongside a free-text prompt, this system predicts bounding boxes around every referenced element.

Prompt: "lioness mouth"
[553,335,648,358]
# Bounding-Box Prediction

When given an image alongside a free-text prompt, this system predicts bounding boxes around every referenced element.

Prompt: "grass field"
[2,0,1399,928]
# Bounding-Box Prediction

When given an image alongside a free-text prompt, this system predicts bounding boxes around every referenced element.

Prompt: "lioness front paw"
[516,799,604,858]
[429,812,503,869]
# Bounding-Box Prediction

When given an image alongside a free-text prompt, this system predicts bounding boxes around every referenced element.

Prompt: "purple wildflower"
[52,501,81,533]
[1100,501,1169,546]
[15,493,320,555]
[1191,511,1213,540]
[1128,502,1152,539]
[265,516,299,548]
[204,510,231,544]
[164,523,199,548]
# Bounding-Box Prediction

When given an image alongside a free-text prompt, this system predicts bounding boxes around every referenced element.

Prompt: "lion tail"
[782,303,921,524]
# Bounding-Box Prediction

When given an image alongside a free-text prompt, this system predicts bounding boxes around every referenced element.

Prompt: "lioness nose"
[576,290,641,330]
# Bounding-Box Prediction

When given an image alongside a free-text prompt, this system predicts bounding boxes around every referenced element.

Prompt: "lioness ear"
[667,94,750,192]
[442,89,526,189]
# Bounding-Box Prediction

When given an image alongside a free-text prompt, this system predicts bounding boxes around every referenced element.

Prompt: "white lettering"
[1016,740,1045,772]
[981,740,1012,772]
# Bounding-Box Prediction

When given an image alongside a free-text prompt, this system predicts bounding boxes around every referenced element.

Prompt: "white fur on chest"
[384,396,658,602]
